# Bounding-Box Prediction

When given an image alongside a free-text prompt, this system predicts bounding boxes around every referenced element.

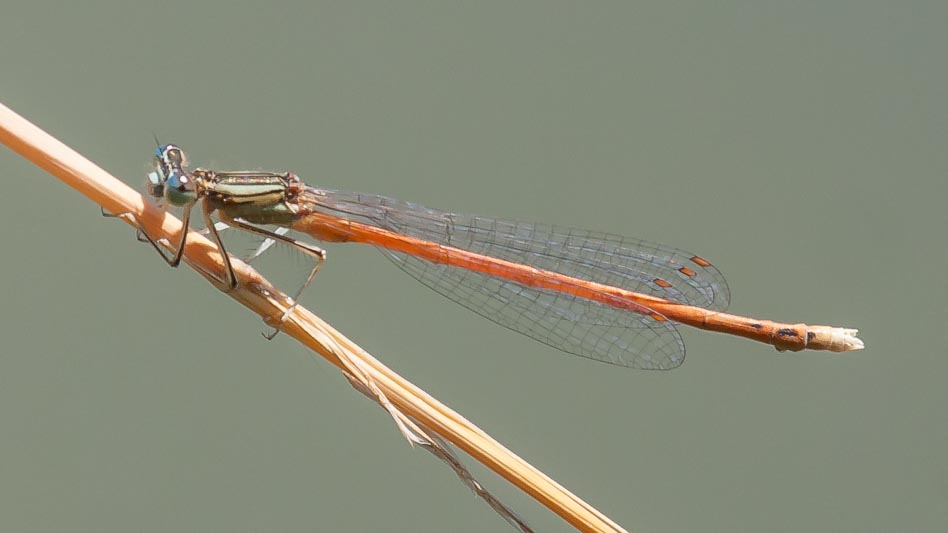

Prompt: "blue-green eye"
[163,171,197,206]
[145,171,164,198]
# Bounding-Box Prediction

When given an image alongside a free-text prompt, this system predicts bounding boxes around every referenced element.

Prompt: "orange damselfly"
[136,143,862,370]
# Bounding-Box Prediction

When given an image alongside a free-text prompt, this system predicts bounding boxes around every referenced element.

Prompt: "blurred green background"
[1,2,945,532]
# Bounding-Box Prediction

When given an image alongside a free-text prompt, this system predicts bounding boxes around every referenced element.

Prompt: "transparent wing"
[304,188,731,369]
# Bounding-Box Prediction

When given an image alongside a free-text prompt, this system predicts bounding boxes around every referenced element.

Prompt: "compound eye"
[145,171,164,198]
[166,147,183,166]
[162,171,198,206]
[167,171,192,191]
[157,144,188,170]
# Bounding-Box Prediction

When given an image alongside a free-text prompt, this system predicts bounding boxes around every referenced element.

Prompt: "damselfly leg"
[100,206,191,268]
[216,211,327,339]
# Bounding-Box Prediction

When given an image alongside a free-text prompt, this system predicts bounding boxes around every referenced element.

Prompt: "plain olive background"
[1,2,945,532]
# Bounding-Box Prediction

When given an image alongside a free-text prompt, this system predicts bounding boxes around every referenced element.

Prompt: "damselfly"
[134,144,862,369]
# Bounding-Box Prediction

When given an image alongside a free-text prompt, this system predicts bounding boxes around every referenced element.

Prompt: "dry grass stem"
[0,102,627,533]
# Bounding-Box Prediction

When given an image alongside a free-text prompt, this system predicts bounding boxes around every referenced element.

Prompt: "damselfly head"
[147,143,197,206]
